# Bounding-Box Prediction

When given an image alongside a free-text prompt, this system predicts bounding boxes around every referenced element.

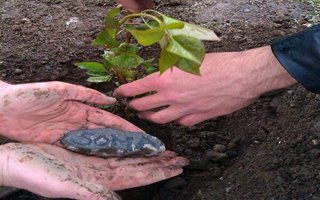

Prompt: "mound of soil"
[0,0,319,199]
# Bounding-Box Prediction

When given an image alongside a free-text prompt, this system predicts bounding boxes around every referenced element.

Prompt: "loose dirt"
[0,0,319,199]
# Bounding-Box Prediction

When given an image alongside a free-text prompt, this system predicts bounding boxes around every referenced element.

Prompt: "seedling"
[75,6,220,84]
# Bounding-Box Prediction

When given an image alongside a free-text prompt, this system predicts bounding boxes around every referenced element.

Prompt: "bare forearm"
[242,46,297,96]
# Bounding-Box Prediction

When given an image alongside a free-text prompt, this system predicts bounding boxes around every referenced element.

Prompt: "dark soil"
[1,0,320,199]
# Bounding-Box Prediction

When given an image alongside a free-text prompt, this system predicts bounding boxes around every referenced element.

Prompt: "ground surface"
[0,0,320,199]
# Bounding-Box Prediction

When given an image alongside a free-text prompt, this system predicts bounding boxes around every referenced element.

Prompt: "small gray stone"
[213,144,226,152]
[230,136,241,144]
[61,128,166,157]
[13,68,23,75]
[225,187,232,193]
[188,138,200,148]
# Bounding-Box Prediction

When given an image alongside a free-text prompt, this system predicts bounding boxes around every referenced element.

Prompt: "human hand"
[0,81,141,143]
[0,143,188,200]
[116,0,154,13]
[115,46,297,126]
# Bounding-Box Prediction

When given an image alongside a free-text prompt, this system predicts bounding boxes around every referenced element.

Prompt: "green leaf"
[92,29,120,48]
[87,75,113,83]
[169,23,220,41]
[166,35,205,65]
[111,43,139,54]
[108,6,121,18]
[141,58,158,74]
[145,66,158,74]
[127,27,165,46]
[86,72,103,76]
[176,58,200,75]
[159,49,179,73]
[75,62,106,75]
[160,14,185,30]
[112,53,144,69]
[105,7,121,29]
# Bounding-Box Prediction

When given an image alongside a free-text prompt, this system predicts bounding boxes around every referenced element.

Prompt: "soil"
[0,0,320,199]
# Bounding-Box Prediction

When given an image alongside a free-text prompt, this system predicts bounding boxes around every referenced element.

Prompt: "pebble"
[312,139,319,146]
[21,17,31,24]
[44,63,54,70]
[213,144,226,152]
[61,128,166,157]
[230,136,241,144]
[225,187,232,193]
[227,143,236,149]
[188,138,200,148]
[13,68,23,75]
[205,150,228,162]
[66,17,83,29]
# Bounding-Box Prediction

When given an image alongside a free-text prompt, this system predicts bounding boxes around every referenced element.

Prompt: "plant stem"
[125,18,133,44]
[144,9,163,16]
[111,68,126,84]
[119,13,163,25]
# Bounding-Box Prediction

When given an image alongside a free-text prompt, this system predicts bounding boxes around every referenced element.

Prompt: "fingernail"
[103,96,116,103]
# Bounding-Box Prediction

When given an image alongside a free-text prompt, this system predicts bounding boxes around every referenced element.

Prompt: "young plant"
[75,6,220,84]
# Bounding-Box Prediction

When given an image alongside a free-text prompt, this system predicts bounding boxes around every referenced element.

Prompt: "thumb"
[63,83,116,105]
[68,182,122,200]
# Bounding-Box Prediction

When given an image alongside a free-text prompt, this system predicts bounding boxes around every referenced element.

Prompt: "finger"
[138,106,189,124]
[64,181,121,200]
[110,166,183,190]
[87,107,143,132]
[75,151,178,170]
[83,157,188,186]
[114,73,159,97]
[176,112,214,127]
[128,93,168,111]
[62,82,116,105]
[127,156,188,169]
[107,151,178,167]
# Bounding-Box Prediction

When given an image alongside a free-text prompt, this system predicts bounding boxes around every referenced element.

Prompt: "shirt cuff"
[271,24,320,93]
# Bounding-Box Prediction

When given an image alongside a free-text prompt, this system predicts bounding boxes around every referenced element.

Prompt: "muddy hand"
[0,81,141,144]
[0,143,188,199]
[116,0,154,13]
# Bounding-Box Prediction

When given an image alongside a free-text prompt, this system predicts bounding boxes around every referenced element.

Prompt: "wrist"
[0,144,21,188]
[0,81,9,87]
[242,46,297,96]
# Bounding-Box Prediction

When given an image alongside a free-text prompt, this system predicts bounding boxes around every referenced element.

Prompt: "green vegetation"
[76,6,219,84]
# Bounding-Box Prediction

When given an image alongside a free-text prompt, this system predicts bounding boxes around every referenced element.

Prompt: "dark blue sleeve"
[271,24,320,93]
